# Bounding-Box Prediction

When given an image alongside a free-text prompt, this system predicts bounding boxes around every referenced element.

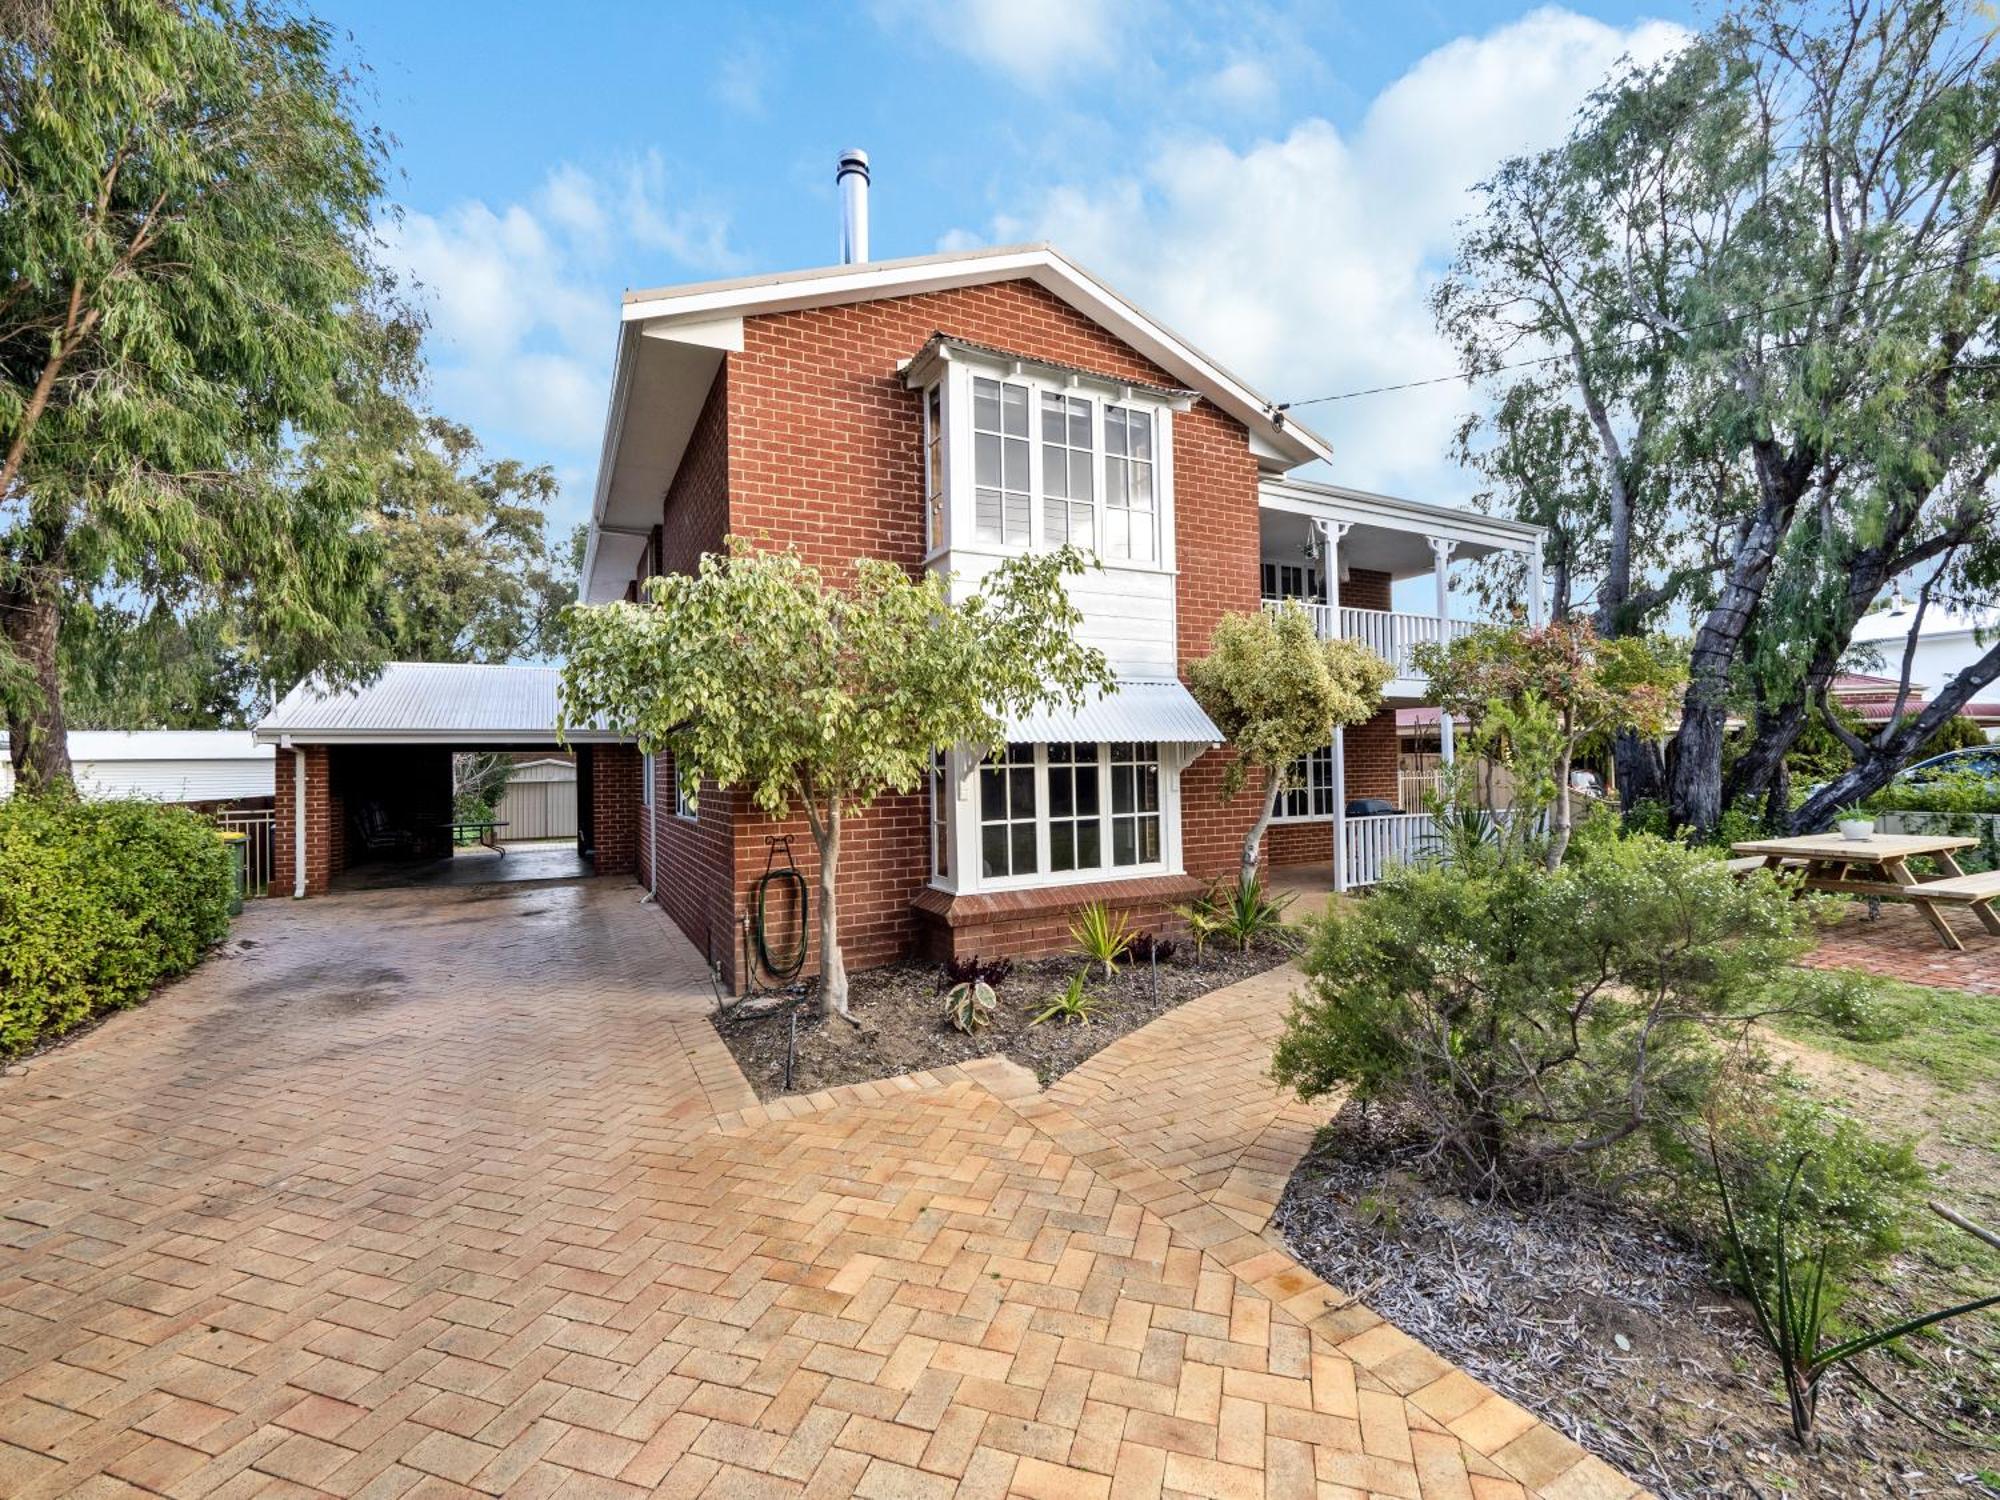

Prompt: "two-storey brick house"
[581,235,1542,991]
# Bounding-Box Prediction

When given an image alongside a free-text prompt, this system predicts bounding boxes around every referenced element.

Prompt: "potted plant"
[1834,804,1876,841]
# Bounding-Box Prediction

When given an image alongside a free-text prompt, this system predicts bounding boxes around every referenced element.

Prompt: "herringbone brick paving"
[1799,901,2000,994]
[0,878,1641,1498]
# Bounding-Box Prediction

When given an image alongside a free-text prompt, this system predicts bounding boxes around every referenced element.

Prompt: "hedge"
[0,794,233,1055]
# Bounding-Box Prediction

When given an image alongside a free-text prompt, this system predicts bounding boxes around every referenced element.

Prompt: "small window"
[973,377,1031,545]
[673,759,697,821]
[979,743,1038,877]
[1041,392,1094,548]
[1105,406,1156,562]
[929,750,950,880]
[1046,741,1102,873]
[1108,741,1161,867]
[924,384,945,552]
[641,752,655,807]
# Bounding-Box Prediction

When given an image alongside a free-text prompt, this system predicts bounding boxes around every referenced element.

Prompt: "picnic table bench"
[1729,832,1998,951]
[441,820,509,854]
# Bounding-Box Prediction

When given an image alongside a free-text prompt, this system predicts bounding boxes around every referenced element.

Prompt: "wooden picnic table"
[1730,831,2000,952]
[441,819,509,854]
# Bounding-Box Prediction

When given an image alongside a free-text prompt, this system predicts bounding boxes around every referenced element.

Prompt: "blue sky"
[322,1,1694,540]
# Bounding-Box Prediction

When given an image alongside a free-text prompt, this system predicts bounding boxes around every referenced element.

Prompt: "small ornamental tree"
[1413,620,1683,868]
[559,541,1113,1019]
[1187,604,1390,890]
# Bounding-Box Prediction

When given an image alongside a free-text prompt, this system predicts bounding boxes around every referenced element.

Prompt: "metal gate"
[495,767,578,841]
[215,807,276,896]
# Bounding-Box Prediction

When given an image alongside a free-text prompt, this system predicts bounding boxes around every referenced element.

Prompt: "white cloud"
[1200,58,1278,114]
[942,7,1686,500]
[379,159,741,517]
[877,0,1118,86]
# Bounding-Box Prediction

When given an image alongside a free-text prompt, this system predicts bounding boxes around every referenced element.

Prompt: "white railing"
[1343,813,1436,890]
[1398,772,1443,811]
[1337,607,1478,679]
[1258,598,1477,678]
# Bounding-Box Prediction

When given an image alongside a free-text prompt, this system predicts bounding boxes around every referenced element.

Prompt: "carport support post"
[289,737,306,899]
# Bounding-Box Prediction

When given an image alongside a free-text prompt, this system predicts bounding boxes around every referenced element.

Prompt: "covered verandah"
[252,662,638,898]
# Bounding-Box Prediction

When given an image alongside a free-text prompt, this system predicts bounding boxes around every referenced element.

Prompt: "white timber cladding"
[912,344,1182,679]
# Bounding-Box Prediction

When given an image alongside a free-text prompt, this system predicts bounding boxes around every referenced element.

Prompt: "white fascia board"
[580,324,642,603]
[640,314,744,352]
[1260,478,1546,554]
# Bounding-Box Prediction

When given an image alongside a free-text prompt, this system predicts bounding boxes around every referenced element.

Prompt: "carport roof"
[254,662,626,745]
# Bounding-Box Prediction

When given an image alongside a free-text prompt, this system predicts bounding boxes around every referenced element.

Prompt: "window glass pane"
[1077,822,1101,868]
[1128,410,1153,460]
[1071,451,1093,501]
[1051,823,1076,871]
[1106,408,1127,455]
[1001,382,1029,435]
[982,825,1009,878]
[1070,403,1091,448]
[975,431,1000,488]
[1004,437,1029,490]
[1012,823,1036,872]
[1113,820,1135,866]
[974,379,1000,430]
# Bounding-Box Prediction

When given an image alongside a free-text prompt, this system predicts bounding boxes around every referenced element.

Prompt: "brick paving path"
[1799,900,2000,994]
[0,880,1640,1499]
[1049,969,1325,1235]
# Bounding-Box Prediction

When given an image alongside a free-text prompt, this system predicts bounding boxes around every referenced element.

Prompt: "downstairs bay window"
[929,739,1179,893]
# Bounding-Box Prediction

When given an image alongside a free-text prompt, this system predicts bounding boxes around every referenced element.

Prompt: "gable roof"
[583,243,1333,602]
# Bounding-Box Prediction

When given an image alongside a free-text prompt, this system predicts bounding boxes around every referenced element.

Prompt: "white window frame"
[1270,743,1339,824]
[1040,390,1096,550]
[919,354,1178,576]
[923,382,947,558]
[1103,402,1161,565]
[942,740,1182,894]
[641,751,655,808]
[970,374,1033,547]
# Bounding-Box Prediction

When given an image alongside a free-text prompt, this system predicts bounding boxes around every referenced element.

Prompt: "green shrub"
[1272,833,1837,1199]
[0,794,232,1054]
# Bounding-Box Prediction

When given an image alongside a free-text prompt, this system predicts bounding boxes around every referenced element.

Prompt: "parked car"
[1896,746,2000,789]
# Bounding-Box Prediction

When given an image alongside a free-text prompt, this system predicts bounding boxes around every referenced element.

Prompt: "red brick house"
[579,236,1546,991]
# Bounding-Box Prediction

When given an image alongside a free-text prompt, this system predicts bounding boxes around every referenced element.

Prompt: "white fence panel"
[1342,813,1437,889]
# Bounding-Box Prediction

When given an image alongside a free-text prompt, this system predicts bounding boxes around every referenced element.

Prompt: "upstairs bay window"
[908,341,1180,567]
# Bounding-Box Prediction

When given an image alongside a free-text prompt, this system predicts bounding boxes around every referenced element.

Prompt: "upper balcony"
[1257,476,1545,700]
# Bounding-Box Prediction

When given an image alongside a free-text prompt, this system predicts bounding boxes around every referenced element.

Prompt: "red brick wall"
[272,746,332,896]
[589,744,640,876]
[1343,568,1392,612]
[912,874,1201,964]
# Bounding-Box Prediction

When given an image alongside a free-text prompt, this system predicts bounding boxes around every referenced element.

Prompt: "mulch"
[712,936,1295,1102]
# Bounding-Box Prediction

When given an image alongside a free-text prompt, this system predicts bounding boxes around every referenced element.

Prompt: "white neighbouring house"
[0,731,273,805]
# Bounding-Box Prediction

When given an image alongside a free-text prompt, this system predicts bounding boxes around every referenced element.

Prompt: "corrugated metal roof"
[1003,679,1221,745]
[254,663,621,744]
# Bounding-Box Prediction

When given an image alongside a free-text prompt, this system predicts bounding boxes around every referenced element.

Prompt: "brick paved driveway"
[0,879,1638,1499]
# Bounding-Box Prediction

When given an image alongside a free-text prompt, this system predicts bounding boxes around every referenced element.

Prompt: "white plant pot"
[1838,818,1875,841]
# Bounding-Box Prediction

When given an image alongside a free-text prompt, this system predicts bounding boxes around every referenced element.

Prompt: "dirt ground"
[1275,1104,2000,1500]
[713,937,1294,1100]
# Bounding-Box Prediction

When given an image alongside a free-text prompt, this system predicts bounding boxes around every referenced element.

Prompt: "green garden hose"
[753,836,809,982]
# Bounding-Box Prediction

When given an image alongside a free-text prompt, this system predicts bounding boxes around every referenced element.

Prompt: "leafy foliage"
[1710,1143,1996,1447]
[1126,932,1176,965]
[1032,969,1103,1027]
[0,0,409,785]
[942,979,997,1035]
[1272,833,1841,1199]
[1069,901,1135,982]
[1187,604,1390,886]
[939,954,1013,993]
[1414,620,1684,866]
[0,793,231,1054]
[560,540,1113,1017]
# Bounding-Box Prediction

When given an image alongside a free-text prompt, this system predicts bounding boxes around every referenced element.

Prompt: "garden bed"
[713,936,1295,1101]
[1275,1105,2000,1500]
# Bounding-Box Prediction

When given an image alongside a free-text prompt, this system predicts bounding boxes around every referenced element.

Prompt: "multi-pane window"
[979,743,1038,877]
[924,384,946,552]
[973,377,1031,545]
[1104,406,1157,562]
[1261,562,1322,601]
[1109,741,1162,867]
[1046,742,1103,873]
[1041,393,1094,547]
[1275,744,1336,820]
[930,751,950,880]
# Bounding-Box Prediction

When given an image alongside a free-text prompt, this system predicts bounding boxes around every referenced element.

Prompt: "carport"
[252,662,638,897]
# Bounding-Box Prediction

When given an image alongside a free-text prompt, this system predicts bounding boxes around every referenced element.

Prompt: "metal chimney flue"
[837,149,870,264]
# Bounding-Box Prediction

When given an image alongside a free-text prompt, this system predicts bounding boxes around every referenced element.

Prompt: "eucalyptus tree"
[0,0,399,788]
[1438,0,2000,832]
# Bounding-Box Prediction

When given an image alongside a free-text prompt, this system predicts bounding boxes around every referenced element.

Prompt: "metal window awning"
[1002,679,1221,745]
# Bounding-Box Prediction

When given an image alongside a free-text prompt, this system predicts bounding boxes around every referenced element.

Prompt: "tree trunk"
[1611,730,1665,811]
[1667,462,1807,833]
[1240,771,1282,891]
[1,574,72,792]
[813,801,849,1019]
[1547,745,1574,870]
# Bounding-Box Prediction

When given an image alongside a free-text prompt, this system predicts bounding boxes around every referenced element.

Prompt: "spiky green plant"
[1069,901,1135,981]
[1211,878,1292,954]
[1032,969,1103,1027]
[942,979,997,1035]
[1711,1141,2000,1446]
[1176,889,1222,961]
